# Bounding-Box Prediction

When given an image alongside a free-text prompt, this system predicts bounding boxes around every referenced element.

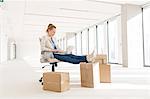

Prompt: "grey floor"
[0,59,150,99]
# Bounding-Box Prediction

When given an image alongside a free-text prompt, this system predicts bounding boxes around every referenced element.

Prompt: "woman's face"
[48,28,56,37]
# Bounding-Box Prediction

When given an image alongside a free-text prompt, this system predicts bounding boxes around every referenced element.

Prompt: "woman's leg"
[67,54,95,63]
[53,54,88,64]
[66,54,87,60]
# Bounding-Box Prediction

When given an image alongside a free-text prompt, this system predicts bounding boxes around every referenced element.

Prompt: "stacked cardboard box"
[95,54,111,83]
[80,62,99,88]
[95,54,107,64]
[43,72,70,92]
[80,54,111,88]
[99,64,111,83]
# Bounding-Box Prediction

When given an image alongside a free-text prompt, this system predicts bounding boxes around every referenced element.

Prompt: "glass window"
[97,22,108,55]
[59,39,62,49]
[63,37,66,51]
[127,11,143,68]
[143,7,150,66]
[76,32,81,55]
[89,26,96,54]
[108,18,118,63]
[82,29,88,55]
[67,34,76,54]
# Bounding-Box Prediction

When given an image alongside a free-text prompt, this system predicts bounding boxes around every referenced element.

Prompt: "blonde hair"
[46,24,56,32]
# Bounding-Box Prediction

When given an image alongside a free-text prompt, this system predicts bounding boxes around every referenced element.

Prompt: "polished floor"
[0,59,150,99]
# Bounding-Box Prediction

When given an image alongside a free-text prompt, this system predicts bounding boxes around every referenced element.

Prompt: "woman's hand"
[57,50,65,53]
[51,49,64,53]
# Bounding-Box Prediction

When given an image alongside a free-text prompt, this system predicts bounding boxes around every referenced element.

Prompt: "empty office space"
[0,0,150,99]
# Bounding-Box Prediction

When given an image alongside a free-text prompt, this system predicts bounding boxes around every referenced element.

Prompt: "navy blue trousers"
[53,53,88,64]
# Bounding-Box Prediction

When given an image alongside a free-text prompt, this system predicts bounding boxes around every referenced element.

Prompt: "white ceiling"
[91,0,150,5]
[24,0,150,37]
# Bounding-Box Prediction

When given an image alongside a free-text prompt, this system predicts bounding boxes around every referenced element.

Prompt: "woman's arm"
[40,36,64,53]
[40,37,50,52]
[40,36,56,52]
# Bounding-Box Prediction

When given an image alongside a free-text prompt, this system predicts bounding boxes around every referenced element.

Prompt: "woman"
[40,24,94,64]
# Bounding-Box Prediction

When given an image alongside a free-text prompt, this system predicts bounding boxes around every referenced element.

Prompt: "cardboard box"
[96,54,107,59]
[43,72,70,92]
[80,62,99,88]
[99,64,111,83]
[95,58,107,64]
[94,54,107,64]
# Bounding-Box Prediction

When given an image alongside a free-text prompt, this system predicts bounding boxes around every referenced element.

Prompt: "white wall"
[7,1,26,59]
[0,7,2,63]
[0,5,8,63]
[1,1,41,61]
[121,4,128,67]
